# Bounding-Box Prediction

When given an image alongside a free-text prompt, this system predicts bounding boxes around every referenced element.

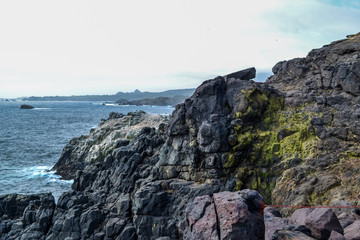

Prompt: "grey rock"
[344,220,360,240]
[329,230,346,240]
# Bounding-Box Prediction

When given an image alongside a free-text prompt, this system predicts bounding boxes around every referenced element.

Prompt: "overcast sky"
[1,0,359,98]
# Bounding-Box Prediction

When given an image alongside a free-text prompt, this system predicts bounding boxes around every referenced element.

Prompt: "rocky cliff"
[2,33,360,239]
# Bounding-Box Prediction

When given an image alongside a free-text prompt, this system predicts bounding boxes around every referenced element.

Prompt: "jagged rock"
[305,208,343,240]
[0,193,53,220]
[52,110,167,179]
[0,193,55,240]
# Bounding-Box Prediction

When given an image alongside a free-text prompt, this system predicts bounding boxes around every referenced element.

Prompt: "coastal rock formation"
[52,110,168,179]
[2,33,360,239]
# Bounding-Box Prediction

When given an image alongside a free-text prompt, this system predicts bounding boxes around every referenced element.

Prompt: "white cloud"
[0,0,359,97]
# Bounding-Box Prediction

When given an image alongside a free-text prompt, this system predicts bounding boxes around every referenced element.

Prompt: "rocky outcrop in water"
[2,33,360,239]
[20,105,34,109]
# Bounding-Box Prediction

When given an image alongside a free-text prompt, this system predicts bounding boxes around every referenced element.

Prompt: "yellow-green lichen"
[225,88,321,202]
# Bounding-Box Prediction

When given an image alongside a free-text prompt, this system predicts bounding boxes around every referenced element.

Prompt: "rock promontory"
[2,33,360,239]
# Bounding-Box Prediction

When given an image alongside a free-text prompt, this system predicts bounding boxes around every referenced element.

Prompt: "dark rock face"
[20,104,34,109]
[2,33,360,239]
[0,193,55,240]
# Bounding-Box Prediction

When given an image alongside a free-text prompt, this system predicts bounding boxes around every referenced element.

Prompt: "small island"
[20,104,34,109]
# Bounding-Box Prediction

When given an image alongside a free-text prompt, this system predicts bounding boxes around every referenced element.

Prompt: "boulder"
[344,220,360,240]
[305,208,343,240]
[224,67,256,80]
[182,190,264,240]
[328,230,346,240]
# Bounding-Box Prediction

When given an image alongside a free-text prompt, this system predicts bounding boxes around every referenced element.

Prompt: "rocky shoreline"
[2,33,360,239]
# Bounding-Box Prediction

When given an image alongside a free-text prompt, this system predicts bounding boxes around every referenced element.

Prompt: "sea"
[0,101,174,201]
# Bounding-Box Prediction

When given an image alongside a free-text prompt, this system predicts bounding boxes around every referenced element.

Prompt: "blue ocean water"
[0,101,174,200]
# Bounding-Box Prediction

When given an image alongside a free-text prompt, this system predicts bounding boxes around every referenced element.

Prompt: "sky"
[0,0,359,98]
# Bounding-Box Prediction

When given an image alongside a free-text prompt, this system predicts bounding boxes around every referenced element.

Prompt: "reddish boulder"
[213,190,264,240]
[182,190,264,240]
[305,208,343,240]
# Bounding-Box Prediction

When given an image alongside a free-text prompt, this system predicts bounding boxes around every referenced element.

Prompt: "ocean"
[0,101,174,200]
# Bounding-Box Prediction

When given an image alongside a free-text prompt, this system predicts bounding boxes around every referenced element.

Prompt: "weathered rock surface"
[2,33,360,239]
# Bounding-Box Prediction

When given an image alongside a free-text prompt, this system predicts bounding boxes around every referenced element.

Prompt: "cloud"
[0,0,359,98]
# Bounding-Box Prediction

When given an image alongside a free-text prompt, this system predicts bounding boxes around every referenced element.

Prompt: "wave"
[19,166,73,184]
[33,108,51,110]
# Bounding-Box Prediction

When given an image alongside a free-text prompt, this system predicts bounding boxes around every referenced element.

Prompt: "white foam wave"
[20,166,73,184]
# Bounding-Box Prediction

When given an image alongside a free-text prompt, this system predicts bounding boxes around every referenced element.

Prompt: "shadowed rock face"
[2,34,360,239]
